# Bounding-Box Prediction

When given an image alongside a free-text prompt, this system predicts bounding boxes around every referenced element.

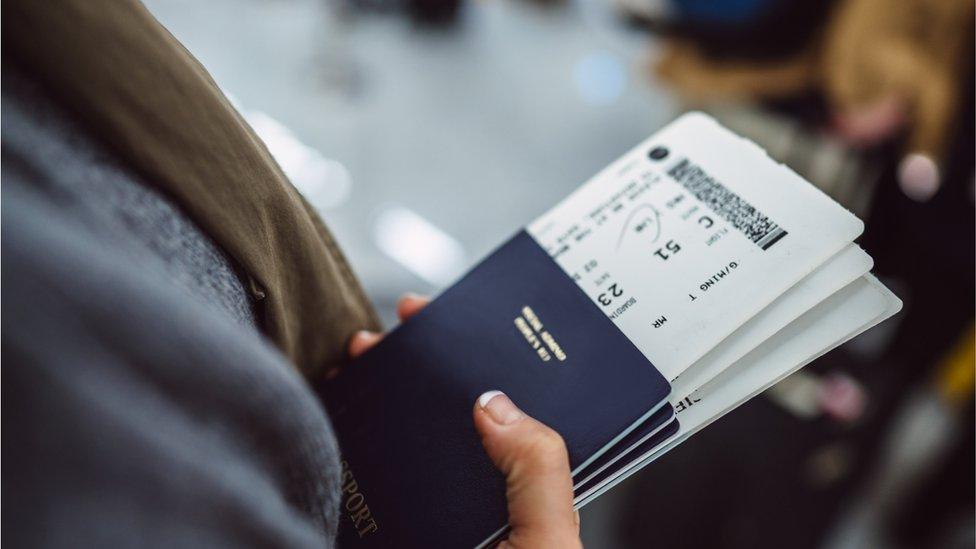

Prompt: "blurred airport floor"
[143,0,677,325]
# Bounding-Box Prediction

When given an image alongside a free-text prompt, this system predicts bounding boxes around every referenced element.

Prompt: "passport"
[320,230,672,547]
[317,113,902,547]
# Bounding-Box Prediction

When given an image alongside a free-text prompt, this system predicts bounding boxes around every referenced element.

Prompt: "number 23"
[598,283,623,306]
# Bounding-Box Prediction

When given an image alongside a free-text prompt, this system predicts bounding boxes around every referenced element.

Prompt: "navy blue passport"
[575,417,681,499]
[319,230,671,548]
[573,404,675,493]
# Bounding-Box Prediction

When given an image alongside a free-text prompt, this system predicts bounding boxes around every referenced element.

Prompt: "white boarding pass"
[528,113,864,381]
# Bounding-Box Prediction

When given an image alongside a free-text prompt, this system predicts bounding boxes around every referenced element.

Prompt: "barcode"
[667,158,787,250]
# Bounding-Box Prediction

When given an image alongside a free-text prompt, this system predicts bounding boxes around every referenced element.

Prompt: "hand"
[348,294,582,549]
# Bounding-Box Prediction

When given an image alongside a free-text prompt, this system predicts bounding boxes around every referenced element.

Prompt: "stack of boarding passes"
[527,113,902,509]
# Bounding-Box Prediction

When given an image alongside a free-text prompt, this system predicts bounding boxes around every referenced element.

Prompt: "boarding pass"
[527,113,864,381]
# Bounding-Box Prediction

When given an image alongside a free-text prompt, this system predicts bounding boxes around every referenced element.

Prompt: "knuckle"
[516,425,568,467]
[537,428,567,456]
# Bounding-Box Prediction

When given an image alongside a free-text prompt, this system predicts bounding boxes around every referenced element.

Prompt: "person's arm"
[348,295,582,549]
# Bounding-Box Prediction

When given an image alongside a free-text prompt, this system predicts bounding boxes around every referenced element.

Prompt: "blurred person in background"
[1,1,582,547]
[610,0,974,547]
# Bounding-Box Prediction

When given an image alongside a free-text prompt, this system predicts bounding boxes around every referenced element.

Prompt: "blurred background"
[142,0,973,547]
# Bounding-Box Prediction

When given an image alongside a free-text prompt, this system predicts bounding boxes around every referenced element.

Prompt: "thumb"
[473,391,582,549]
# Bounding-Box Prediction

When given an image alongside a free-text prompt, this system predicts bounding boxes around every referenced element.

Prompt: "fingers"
[396,293,430,321]
[347,330,382,359]
[473,391,581,549]
[347,294,431,359]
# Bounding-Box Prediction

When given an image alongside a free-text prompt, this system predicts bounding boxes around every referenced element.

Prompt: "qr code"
[667,158,787,250]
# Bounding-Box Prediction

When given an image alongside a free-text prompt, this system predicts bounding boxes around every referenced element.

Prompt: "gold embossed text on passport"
[340,460,379,537]
[514,306,567,362]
